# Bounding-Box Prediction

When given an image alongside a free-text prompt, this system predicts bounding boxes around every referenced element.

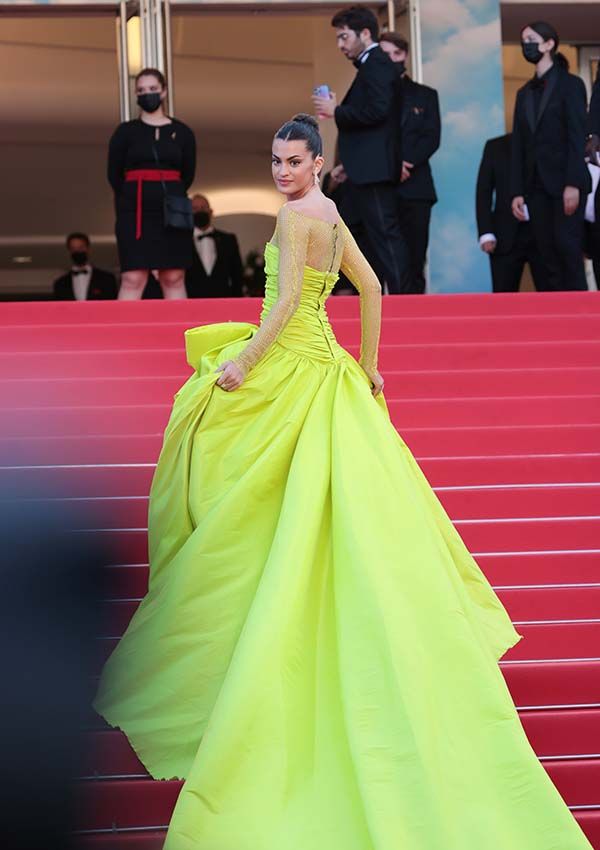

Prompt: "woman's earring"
[314,172,320,186]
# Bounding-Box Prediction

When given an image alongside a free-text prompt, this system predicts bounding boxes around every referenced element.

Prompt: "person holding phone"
[312,5,410,294]
[107,67,196,300]
[510,21,590,291]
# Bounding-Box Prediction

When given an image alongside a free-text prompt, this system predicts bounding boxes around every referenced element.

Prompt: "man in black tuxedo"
[477,134,546,292]
[586,65,600,166]
[585,67,600,287]
[186,194,244,298]
[53,232,117,300]
[380,33,440,294]
[313,5,409,294]
[510,35,590,291]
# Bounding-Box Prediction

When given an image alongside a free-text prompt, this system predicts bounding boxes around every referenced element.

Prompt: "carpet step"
[521,707,600,756]
[506,622,600,661]
[4,292,598,326]
[404,424,600,457]
[96,621,600,663]
[3,315,600,354]
[456,517,600,552]
[81,708,600,780]
[5,367,600,407]
[75,830,167,850]
[420,454,600,486]
[4,455,600,498]
[102,552,600,601]
[2,425,599,466]
[73,758,600,830]
[477,551,600,586]
[503,659,600,707]
[438,484,600,519]
[3,396,600,439]
[4,340,600,381]
[73,809,600,849]
[74,779,182,831]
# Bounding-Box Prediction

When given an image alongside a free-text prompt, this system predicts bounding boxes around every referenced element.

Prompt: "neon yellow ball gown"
[94,205,593,850]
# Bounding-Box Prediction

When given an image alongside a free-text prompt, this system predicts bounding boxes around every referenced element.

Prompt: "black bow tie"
[196,233,214,241]
[530,76,547,91]
[72,269,88,276]
[353,58,363,69]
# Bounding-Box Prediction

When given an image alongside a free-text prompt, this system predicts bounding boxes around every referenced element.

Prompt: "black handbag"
[152,142,194,232]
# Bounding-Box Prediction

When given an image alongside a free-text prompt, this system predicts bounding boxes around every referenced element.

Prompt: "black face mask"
[396,60,406,76]
[137,93,162,113]
[71,251,88,266]
[194,211,211,229]
[521,41,543,64]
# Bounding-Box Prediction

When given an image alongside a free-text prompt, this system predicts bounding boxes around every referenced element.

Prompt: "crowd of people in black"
[477,20,600,292]
[52,7,599,301]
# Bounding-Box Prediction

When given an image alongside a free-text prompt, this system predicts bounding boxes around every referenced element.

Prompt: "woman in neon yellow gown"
[94,114,593,850]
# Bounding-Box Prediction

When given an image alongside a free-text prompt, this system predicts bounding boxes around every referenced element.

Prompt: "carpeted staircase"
[1,291,599,848]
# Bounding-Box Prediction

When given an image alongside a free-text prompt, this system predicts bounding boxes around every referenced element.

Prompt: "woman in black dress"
[108,68,196,299]
[509,21,590,291]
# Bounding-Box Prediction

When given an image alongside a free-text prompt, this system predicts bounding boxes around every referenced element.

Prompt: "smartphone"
[313,84,331,98]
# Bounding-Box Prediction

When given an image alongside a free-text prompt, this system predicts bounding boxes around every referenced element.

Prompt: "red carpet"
[1,291,599,848]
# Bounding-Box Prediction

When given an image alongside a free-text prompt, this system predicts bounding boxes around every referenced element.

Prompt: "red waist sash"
[125,169,182,240]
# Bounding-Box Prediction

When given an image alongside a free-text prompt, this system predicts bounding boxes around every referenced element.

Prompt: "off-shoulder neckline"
[282,205,341,228]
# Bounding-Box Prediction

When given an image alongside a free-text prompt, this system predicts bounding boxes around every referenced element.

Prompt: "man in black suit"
[53,232,117,300]
[186,194,244,298]
[380,33,440,294]
[322,168,370,294]
[585,67,600,287]
[510,31,590,291]
[477,134,546,292]
[313,5,409,294]
[586,65,600,167]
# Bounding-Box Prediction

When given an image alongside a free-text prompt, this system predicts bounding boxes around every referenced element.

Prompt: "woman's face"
[380,40,407,65]
[521,26,554,56]
[271,138,323,198]
[135,74,165,101]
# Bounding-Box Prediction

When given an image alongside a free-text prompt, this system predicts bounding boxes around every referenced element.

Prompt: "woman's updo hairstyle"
[275,113,323,158]
[524,21,569,70]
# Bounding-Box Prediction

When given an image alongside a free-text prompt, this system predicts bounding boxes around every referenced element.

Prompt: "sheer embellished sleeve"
[339,221,382,375]
[232,205,310,376]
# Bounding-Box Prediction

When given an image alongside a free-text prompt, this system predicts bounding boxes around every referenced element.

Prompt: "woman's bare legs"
[158,268,187,299]
[118,270,148,300]
[118,269,187,300]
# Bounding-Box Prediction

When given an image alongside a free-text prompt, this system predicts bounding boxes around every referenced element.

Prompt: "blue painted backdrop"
[420,0,505,293]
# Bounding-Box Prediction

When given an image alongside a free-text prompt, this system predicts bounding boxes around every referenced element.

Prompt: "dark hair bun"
[275,113,323,157]
[291,113,320,131]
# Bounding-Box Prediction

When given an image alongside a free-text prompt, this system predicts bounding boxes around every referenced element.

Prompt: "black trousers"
[490,225,547,293]
[396,198,432,294]
[348,180,411,294]
[584,221,600,289]
[527,187,588,291]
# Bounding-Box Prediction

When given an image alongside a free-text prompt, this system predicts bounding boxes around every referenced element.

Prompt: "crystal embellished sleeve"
[232,206,310,376]
[339,221,382,374]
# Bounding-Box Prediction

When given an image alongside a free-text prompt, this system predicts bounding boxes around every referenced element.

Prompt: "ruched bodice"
[259,242,344,361]
[231,205,383,377]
